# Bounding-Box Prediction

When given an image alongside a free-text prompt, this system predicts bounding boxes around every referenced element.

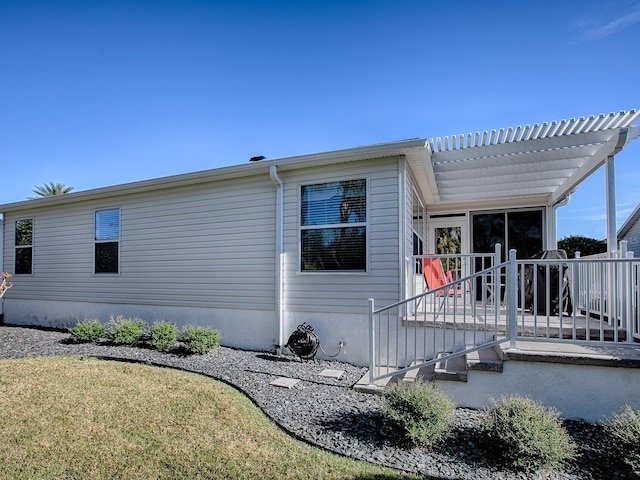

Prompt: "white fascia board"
[406,145,438,204]
[0,138,428,213]
[427,195,550,214]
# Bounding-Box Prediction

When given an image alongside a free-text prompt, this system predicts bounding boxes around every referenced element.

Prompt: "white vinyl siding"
[282,158,401,313]
[1,157,404,319]
[2,175,276,310]
[621,220,640,258]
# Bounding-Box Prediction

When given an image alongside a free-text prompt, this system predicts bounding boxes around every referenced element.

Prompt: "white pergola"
[407,109,640,252]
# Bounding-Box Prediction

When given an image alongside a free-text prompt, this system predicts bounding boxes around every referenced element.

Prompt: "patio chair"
[418,257,467,315]
[422,257,449,292]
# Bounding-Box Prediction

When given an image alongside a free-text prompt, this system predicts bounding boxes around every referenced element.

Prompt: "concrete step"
[402,359,435,383]
[353,366,398,395]
[354,345,505,394]
[466,344,503,372]
[434,352,467,382]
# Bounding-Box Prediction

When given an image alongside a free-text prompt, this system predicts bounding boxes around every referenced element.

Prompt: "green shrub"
[148,320,178,351]
[107,315,146,345]
[605,405,640,473]
[69,319,105,343]
[480,395,577,472]
[382,379,455,447]
[181,325,221,354]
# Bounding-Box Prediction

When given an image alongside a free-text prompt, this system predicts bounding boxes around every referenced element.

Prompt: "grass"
[0,356,418,480]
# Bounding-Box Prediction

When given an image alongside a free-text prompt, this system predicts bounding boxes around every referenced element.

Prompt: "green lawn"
[0,356,419,480]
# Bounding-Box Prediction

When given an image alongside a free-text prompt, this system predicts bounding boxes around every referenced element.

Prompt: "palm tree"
[30,181,74,198]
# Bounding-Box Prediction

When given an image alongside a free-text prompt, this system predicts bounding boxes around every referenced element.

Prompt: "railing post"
[494,243,502,267]
[507,249,518,350]
[368,298,376,385]
[493,243,502,310]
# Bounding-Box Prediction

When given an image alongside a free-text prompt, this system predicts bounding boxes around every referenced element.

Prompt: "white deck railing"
[367,246,639,385]
[367,246,515,384]
[518,250,639,343]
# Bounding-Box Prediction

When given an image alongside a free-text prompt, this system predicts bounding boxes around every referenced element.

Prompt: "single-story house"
[618,203,640,258]
[1,109,639,375]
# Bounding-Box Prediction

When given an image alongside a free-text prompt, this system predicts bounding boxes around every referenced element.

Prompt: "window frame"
[14,218,34,275]
[94,208,120,275]
[471,207,545,260]
[298,177,369,274]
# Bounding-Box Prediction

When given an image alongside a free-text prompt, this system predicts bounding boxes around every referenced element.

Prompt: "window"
[15,219,33,274]
[413,190,425,273]
[95,209,119,274]
[472,209,543,259]
[300,179,367,272]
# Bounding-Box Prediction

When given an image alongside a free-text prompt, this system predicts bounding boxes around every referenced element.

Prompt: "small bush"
[69,319,105,343]
[181,325,221,354]
[148,320,178,351]
[605,405,640,473]
[107,315,146,345]
[480,395,577,472]
[382,379,455,447]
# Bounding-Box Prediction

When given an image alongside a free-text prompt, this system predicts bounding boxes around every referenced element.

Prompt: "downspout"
[548,195,571,250]
[0,214,4,319]
[269,166,285,354]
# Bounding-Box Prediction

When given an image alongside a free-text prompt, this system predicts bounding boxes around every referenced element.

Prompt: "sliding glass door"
[472,209,543,259]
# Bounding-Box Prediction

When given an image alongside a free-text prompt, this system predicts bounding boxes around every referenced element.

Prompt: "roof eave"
[0,138,427,213]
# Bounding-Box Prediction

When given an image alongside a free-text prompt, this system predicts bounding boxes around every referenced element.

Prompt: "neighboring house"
[1,109,639,374]
[618,203,640,258]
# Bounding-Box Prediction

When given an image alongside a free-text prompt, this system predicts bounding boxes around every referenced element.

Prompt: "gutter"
[269,166,285,354]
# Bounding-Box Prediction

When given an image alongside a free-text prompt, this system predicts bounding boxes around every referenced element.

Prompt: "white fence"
[515,242,638,343]
[367,246,514,384]
[367,245,639,385]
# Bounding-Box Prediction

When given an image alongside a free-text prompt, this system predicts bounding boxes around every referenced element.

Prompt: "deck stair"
[354,344,503,394]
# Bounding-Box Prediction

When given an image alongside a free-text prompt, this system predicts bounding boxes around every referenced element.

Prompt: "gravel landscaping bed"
[0,325,630,480]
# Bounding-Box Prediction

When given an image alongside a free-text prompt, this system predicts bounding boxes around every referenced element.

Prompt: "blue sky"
[1,0,639,239]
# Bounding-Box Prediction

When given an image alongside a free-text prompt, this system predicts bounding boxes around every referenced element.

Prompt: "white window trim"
[94,208,121,275]
[14,218,34,275]
[298,177,369,275]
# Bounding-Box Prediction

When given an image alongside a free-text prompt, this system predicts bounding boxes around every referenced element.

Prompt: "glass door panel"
[428,219,468,281]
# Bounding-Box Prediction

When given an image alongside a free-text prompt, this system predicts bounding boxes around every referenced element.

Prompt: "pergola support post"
[605,154,617,255]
